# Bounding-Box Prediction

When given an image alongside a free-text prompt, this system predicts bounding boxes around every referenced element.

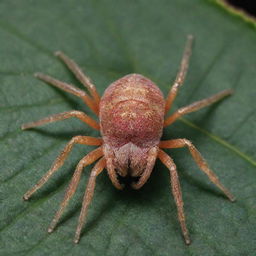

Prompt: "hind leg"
[55,51,100,105]
[21,110,100,131]
[165,35,194,114]
[164,89,233,126]
[35,72,98,114]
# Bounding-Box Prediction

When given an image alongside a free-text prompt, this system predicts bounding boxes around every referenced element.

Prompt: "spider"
[22,35,235,244]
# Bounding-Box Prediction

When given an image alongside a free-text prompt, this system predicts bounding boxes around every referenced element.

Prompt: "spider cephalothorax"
[22,35,235,244]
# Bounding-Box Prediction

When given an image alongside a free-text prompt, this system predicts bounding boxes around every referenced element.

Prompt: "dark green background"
[0,0,255,255]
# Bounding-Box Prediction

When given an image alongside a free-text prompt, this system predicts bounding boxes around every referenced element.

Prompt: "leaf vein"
[180,117,256,166]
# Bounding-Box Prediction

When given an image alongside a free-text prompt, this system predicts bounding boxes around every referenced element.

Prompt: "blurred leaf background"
[0,0,256,255]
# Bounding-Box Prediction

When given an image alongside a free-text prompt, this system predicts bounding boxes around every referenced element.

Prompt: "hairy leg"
[21,110,100,131]
[158,149,191,245]
[55,51,101,105]
[131,147,158,189]
[159,139,235,201]
[165,35,194,114]
[164,89,233,127]
[35,72,98,114]
[74,157,106,243]
[23,141,102,200]
[47,148,104,233]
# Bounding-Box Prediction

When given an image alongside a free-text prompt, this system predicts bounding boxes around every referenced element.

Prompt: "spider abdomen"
[99,74,165,178]
[99,74,165,148]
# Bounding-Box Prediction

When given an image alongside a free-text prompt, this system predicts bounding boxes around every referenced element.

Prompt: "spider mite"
[22,35,235,244]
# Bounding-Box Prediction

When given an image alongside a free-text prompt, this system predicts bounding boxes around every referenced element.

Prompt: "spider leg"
[159,139,235,201]
[55,51,101,105]
[158,149,191,245]
[21,110,100,131]
[23,140,102,201]
[74,157,106,243]
[34,72,99,115]
[47,148,104,233]
[131,147,158,189]
[165,35,194,114]
[164,89,233,127]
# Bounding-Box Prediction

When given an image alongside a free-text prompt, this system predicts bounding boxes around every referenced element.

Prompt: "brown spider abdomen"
[99,74,165,177]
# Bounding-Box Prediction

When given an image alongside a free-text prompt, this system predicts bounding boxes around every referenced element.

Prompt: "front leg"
[23,138,102,200]
[158,149,191,245]
[47,149,104,233]
[74,157,106,243]
[159,139,235,201]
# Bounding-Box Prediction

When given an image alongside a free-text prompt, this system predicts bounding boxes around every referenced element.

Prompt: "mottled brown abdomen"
[99,74,165,148]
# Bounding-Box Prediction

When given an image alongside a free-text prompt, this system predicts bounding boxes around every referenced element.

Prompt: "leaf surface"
[0,0,256,255]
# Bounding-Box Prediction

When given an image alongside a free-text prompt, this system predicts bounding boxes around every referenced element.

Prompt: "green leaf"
[1,0,256,255]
